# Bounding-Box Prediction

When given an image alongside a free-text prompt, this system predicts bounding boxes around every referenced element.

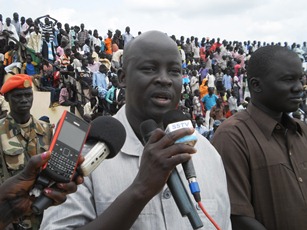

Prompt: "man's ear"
[118,68,126,88]
[249,77,262,93]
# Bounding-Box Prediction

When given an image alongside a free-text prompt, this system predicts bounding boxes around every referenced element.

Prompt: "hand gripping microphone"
[163,110,201,203]
[32,116,126,214]
[140,119,203,230]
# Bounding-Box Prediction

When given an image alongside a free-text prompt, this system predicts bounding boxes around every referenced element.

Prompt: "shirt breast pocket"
[2,135,25,170]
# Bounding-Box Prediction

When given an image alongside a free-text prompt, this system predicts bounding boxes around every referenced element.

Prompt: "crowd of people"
[0,12,307,126]
[0,11,307,230]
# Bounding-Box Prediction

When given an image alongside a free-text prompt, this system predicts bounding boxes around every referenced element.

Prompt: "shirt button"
[163,188,172,199]
[276,125,281,130]
[289,152,292,156]
[298,177,303,183]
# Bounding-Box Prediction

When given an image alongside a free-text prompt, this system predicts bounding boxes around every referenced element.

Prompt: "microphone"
[140,119,203,229]
[163,110,201,203]
[32,116,126,214]
[79,116,126,176]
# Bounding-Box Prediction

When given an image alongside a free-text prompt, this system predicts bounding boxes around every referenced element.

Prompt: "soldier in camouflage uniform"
[0,74,53,230]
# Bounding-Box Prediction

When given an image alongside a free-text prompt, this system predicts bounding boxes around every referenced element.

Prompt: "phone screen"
[57,121,87,151]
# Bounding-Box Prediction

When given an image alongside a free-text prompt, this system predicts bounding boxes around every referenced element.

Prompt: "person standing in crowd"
[0,74,54,229]
[92,29,101,51]
[228,90,238,114]
[112,29,124,50]
[11,12,21,36]
[199,78,208,99]
[40,30,231,230]
[27,25,42,54]
[78,23,89,47]
[212,46,307,230]
[193,89,203,118]
[35,14,57,42]
[58,28,70,51]
[201,87,218,128]
[41,32,56,63]
[206,69,216,89]
[223,69,233,95]
[104,29,113,57]
[53,22,62,47]
[123,26,134,47]
[192,40,200,64]
[190,70,199,95]
[20,17,34,38]
[2,17,19,43]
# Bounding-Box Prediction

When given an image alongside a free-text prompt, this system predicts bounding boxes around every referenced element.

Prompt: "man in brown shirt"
[212,45,307,230]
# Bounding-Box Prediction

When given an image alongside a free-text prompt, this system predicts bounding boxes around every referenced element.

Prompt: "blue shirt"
[222,74,232,91]
[25,63,36,76]
[201,93,218,110]
[92,72,108,98]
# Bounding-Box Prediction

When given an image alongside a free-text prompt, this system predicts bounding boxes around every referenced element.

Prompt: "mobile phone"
[41,110,90,183]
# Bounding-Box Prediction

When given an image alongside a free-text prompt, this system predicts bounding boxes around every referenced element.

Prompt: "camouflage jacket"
[0,114,53,230]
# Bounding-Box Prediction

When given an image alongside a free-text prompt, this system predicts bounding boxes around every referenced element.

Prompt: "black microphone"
[140,119,203,229]
[163,110,201,203]
[32,116,126,214]
[79,116,126,176]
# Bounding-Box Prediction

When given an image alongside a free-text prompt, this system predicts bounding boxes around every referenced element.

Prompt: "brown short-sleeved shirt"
[212,103,307,230]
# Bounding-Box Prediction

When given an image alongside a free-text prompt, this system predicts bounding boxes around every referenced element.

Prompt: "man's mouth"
[151,92,172,106]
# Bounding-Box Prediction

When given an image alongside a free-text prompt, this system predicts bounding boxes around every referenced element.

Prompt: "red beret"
[1,74,32,94]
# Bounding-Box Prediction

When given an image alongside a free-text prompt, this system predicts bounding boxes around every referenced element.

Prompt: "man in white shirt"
[3,17,19,43]
[40,30,231,230]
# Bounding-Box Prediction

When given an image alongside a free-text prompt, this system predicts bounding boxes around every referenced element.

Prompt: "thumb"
[20,151,51,180]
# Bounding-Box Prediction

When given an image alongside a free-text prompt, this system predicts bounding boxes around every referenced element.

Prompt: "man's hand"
[132,127,196,200]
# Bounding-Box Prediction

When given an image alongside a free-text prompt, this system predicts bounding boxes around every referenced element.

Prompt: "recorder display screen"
[57,121,86,151]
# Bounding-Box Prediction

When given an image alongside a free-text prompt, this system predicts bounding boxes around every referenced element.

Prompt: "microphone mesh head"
[140,119,158,144]
[88,116,126,158]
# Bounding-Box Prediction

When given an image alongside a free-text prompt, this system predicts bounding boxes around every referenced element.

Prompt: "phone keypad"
[45,146,79,182]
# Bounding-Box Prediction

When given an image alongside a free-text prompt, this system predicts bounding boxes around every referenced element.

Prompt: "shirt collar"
[246,103,303,140]
[6,114,47,138]
[113,105,144,158]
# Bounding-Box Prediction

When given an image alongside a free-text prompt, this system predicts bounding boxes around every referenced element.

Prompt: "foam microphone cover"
[162,109,191,129]
[140,119,159,144]
[88,116,126,158]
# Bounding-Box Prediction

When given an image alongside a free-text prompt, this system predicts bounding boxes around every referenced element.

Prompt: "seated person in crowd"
[59,81,83,116]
